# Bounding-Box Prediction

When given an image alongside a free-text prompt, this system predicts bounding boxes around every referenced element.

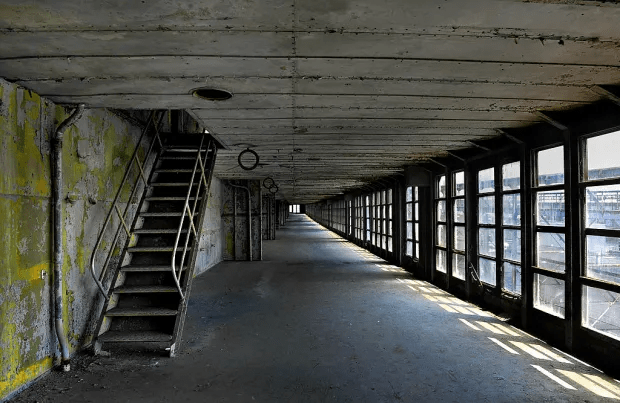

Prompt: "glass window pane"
[437,224,447,248]
[388,189,392,204]
[415,203,419,221]
[454,171,465,196]
[436,250,447,273]
[503,263,521,295]
[502,194,521,226]
[406,203,413,221]
[537,232,565,272]
[406,222,413,240]
[453,253,466,280]
[534,273,565,318]
[586,130,620,181]
[416,242,420,258]
[536,190,565,226]
[585,184,620,230]
[453,199,465,223]
[478,168,495,193]
[415,186,419,201]
[586,235,620,284]
[406,186,413,202]
[478,196,495,225]
[454,226,465,251]
[479,258,496,286]
[502,161,521,191]
[583,286,620,341]
[415,223,419,242]
[438,175,446,198]
[503,229,521,262]
[478,228,496,258]
[437,201,446,222]
[388,237,392,252]
[537,146,564,186]
[406,241,413,257]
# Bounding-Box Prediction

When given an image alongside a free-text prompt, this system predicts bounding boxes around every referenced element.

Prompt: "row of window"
[431,129,620,342]
[306,130,620,345]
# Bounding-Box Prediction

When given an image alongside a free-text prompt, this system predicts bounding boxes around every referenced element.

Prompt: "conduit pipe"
[227,181,252,261]
[53,104,85,372]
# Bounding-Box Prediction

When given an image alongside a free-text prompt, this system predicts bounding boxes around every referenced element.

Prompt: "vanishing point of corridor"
[12,215,619,402]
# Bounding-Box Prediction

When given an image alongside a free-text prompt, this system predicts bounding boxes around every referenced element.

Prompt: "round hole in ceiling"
[192,88,233,101]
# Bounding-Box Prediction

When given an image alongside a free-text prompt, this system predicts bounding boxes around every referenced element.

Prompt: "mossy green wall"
[0,78,142,400]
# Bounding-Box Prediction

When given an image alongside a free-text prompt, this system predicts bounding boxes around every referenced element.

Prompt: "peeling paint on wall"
[0,78,144,400]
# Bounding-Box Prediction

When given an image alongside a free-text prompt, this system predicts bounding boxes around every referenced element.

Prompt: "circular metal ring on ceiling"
[238,148,259,170]
[192,88,233,101]
[269,184,279,194]
[263,177,275,189]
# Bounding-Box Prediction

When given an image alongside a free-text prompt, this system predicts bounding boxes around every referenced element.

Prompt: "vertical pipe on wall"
[53,104,85,372]
[247,180,253,262]
[233,187,237,259]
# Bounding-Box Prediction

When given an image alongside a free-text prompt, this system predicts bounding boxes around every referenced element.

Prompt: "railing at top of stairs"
[171,135,215,300]
[89,111,163,300]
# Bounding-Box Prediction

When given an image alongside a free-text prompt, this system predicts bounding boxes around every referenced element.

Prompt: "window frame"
[435,174,448,274]
[476,166,498,286]
[579,129,620,340]
[405,186,419,260]
[452,171,466,281]
[501,161,523,296]
[532,143,567,318]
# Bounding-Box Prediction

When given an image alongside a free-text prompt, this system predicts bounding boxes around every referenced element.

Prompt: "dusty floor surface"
[8,215,620,402]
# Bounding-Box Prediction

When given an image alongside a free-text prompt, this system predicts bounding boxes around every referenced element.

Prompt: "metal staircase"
[90,115,218,357]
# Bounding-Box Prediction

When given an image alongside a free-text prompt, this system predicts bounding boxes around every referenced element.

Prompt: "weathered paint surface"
[194,177,223,276]
[221,180,262,261]
[0,78,143,400]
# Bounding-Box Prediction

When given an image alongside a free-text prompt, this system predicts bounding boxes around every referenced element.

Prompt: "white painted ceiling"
[2,0,620,203]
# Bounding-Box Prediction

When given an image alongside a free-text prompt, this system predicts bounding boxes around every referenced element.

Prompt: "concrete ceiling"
[2,0,620,203]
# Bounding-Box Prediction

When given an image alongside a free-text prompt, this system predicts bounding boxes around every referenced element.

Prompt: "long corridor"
[12,214,620,402]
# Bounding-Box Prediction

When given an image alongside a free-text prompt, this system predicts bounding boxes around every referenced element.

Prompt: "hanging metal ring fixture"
[263,177,275,189]
[238,148,259,170]
[269,184,279,194]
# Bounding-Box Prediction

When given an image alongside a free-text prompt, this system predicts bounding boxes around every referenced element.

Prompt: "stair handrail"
[89,111,164,299]
[171,134,213,299]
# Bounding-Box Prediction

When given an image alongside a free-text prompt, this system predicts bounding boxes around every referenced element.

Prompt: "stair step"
[159,156,199,160]
[127,246,191,253]
[121,265,186,272]
[105,307,178,317]
[98,331,173,343]
[146,196,201,201]
[154,169,195,173]
[113,285,178,294]
[163,147,210,153]
[149,182,200,187]
[133,228,187,234]
[139,212,192,217]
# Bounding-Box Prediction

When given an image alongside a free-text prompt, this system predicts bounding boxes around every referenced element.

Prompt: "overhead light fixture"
[192,88,233,101]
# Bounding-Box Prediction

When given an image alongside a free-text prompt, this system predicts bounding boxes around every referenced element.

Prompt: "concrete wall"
[221,180,262,261]
[194,177,223,276]
[0,78,145,399]
[0,79,227,400]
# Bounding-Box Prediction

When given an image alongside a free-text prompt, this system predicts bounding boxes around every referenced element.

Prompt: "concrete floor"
[10,214,620,402]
